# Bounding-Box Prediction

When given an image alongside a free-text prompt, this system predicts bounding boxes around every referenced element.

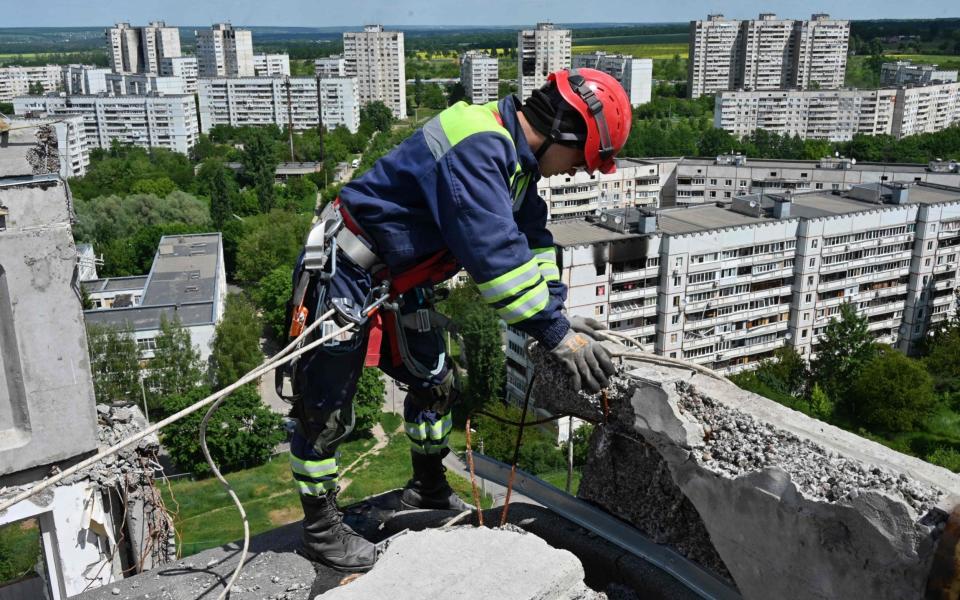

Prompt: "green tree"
[474,403,565,474]
[240,129,279,213]
[353,368,386,437]
[922,312,960,392]
[808,383,834,420]
[196,159,238,229]
[560,422,594,467]
[422,83,447,109]
[254,266,294,341]
[850,348,937,432]
[757,345,808,397]
[86,323,142,404]
[810,302,878,409]
[28,81,45,95]
[437,282,505,411]
[359,101,394,134]
[161,385,284,476]
[211,294,264,390]
[147,314,205,411]
[235,210,311,282]
[130,176,177,197]
[446,82,466,106]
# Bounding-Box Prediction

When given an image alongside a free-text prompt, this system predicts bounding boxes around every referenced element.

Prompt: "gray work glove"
[549,325,617,395]
[569,316,609,340]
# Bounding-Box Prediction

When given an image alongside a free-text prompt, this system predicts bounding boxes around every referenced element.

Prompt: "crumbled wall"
[531,345,960,600]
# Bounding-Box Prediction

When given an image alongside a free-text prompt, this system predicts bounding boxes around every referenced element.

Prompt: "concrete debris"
[319,526,600,600]
[678,382,944,514]
[26,124,60,175]
[529,343,960,600]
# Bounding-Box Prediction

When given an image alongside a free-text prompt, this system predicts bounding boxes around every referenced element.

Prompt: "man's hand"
[569,316,608,340]
[549,328,617,394]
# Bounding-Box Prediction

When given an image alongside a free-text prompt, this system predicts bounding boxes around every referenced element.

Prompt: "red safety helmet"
[548,68,632,174]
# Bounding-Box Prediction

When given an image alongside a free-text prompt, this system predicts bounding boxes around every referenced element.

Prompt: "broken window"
[0,205,7,231]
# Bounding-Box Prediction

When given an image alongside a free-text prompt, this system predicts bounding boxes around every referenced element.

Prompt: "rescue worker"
[284,68,632,572]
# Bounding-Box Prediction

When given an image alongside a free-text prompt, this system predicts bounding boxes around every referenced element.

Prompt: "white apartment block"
[195,23,254,78]
[1,115,89,177]
[882,61,958,86]
[518,22,571,101]
[13,94,199,154]
[504,182,960,401]
[460,51,499,104]
[254,53,291,77]
[536,158,678,220]
[105,21,181,74]
[664,155,960,207]
[105,73,185,96]
[318,77,360,133]
[688,13,849,98]
[315,55,347,78]
[343,25,406,119]
[160,56,198,93]
[197,77,319,133]
[62,65,110,95]
[715,83,960,141]
[572,52,652,106]
[0,65,61,101]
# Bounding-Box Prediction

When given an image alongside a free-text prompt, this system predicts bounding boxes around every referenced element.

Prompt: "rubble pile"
[25,124,60,175]
[677,382,944,515]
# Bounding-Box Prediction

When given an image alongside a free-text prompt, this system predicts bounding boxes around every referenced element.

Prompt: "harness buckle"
[415,308,432,333]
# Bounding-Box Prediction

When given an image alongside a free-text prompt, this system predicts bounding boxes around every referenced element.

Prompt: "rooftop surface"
[83,233,222,331]
[675,156,940,174]
[548,218,642,246]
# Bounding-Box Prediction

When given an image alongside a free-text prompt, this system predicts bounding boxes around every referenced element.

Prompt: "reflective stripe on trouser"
[290,452,339,496]
[404,410,452,455]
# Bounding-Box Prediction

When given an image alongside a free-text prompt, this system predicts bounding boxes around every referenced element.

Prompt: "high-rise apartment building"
[159,56,198,93]
[460,51,499,104]
[197,77,319,133]
[688,13,849,98]
[104,72,186,96]
[504,182,960,401]
[518,22,571,100]
[882,61,959,86]
[715,83,960,141]
[0,65,61,101]
[62,64,110,95]
[195,23,255,78]
[13,94,199,154]
[318,77,361,133]
[342,25,406,119]
[315,55,347,78]
[572,52,652,106]
[105,21,181,74]
[253,53,291,77]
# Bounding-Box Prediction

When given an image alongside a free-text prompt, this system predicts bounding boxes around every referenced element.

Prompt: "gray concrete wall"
[0,126,98,479]
[531,345,960,600]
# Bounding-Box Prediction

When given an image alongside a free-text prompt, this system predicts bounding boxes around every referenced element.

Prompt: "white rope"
[592,329,732,383]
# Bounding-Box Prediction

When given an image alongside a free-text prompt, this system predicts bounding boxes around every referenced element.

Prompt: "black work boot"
[299,489,376,572]
[400,451,475,511]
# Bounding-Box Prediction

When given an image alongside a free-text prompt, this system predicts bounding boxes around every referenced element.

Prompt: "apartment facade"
[105,21,181,74]
[315,55,347,78]
[195,23,255,77]
[666,155,960,207]
[343,25,406,119]
[504,182,960,401]
[13,94,199,154]
[572,52,652,106]
[197,77,320,133]
[159,56,199,93]
[105,72,185,96]
[0,65,61,101]
[518,22,571,101]
[460,51,499,104]
[715,83,960,141]
[253,53,291,77]
[688,13,849,98]
[882,61,958,86]
[318,77,360,133]
[62,64,110,95]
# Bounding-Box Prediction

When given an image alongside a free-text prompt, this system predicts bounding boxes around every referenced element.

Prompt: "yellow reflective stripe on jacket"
[531,246,559,282]
[477,258,541,304]
[498,280,550,324]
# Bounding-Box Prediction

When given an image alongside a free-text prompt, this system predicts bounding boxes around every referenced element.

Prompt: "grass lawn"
[538,469,583,495]
[0,518,40,586]
[572,43,688,60]
[884,54,960,66]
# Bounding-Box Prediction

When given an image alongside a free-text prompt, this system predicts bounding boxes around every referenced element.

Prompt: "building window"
[805,293,812,302]
[809,258,816,267]
[811,239,818,248]
[596,285,606,296]
[672,296,680,307]
[803,312,809,321]
[807,276,814,286]
[672,276,681,286]
[670,333,678,342]
[802,329,808,338]
[595,305,605,316]
[725,179,732,186]
[671,315,680,325]
[925,258,932,267]
[675,257,683,267]
[927,241,934,250]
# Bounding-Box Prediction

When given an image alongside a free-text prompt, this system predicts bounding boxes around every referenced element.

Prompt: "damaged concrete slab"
[530,344,960,600]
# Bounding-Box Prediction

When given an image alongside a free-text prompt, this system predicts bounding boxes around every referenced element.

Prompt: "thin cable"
[499,366,536,527]
[464,416,483,527]
[0,309,336,515]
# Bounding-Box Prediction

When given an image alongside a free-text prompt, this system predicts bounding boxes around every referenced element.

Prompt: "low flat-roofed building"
[84,233,227,364]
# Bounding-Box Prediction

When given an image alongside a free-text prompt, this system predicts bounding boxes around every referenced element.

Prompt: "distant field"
[572,43,687,60]
[573,33,687,46]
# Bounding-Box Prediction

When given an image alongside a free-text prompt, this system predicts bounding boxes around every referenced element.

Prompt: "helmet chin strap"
[535,105,584,162]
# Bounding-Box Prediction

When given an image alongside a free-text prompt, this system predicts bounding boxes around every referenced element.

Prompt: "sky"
[4,0,959,28]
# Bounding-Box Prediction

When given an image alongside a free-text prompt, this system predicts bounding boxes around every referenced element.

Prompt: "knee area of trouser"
[294,401,356,458]
[404,368,460,415]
